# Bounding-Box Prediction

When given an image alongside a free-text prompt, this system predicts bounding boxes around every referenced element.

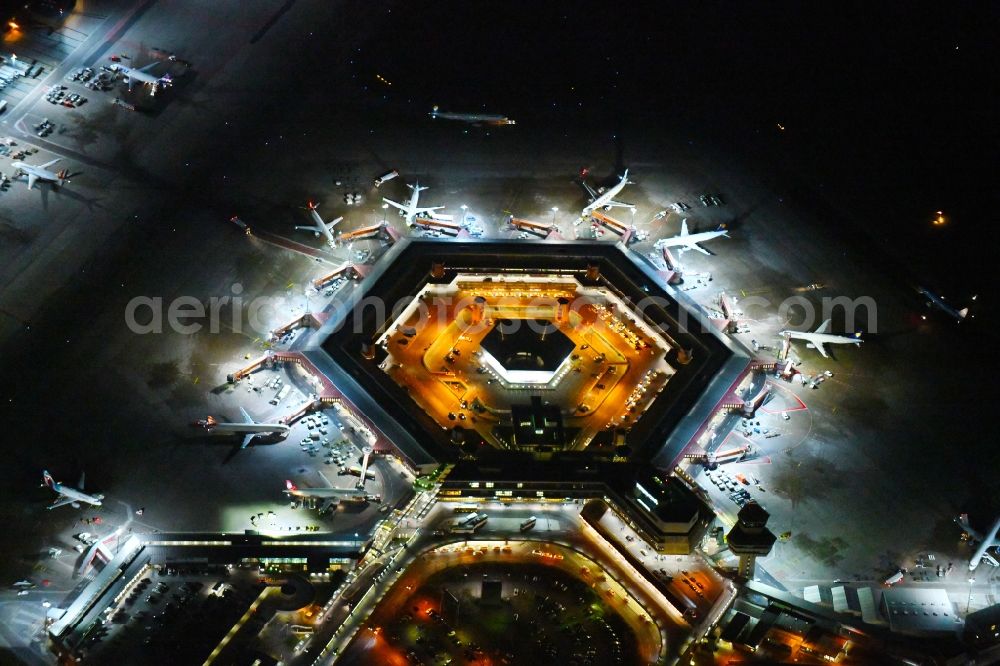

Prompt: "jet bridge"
[590,210,634,244]
[269,312,329,342]
[414,217,462,235]
[509,216,557,238]
[312,263,365,291]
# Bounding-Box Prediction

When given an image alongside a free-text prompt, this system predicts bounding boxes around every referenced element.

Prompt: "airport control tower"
[726,501,777,580]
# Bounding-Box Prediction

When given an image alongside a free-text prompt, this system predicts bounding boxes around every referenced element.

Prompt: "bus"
[451,513,487,534]
[459,512,486,527]
[270,384,290,405]
[883,571,904,587]
[346,466,376,481]
[520,516,537,532]
[452,506,478,514]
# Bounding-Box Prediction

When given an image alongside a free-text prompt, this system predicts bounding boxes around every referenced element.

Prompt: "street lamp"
[460,204,468,227]
[551,206,559,224]
[381,202,388,223]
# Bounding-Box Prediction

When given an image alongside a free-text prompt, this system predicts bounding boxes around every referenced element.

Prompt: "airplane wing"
[26,173,38,189]
[415,206,444,214]
[325,217,344,230]
[815,319,832,334]
[382,198,408,212]
[240,433,256,450]
[48,496,76,510]
[582,182,598,199]
[78,472,86,490]
[40,158,61,169]
[603,199,635,209]
[688,242,711,256]
[814,341,830,358]
[240,406,255,424]
[137,62,159,73]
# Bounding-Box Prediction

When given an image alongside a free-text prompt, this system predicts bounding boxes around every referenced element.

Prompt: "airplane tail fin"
[285,480,297,491]
[42,471,54,488]
[56,169,69,181]
[205,415,218,427]
[680,219,689,236]
[958,307,969,319]
[431,105,439,116]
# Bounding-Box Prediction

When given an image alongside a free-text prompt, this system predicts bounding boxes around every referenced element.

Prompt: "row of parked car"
[45,85,88,108]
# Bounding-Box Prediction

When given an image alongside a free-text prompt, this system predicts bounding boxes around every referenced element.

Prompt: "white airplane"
[957,514,1000,570]
[296,200,342,245]
[198,407,290,449]
[917,287,976,323]
[112,62,172,95]
[383,183,444,226]
[284,479,367,511]
[654,219,729,255]
[581,170,634,215]
[429,105,515,126]
[42,470,103,510]
[11,158,69,190]
[780,320,862,358]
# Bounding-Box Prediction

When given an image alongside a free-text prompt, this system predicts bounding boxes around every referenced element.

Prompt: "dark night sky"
[355,1,998,311]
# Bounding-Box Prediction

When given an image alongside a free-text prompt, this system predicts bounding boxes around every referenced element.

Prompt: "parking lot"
[0,7,111,111]
[345,561,642,666]
[75,564,272,664]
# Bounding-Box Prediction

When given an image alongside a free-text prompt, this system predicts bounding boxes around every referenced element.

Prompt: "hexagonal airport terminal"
[306,238,751,466]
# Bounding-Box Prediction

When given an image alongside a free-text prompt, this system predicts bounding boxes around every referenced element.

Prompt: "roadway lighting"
[460,204,468,226]
[551,206,559,223]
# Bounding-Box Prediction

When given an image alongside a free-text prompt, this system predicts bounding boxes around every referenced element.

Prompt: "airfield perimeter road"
[0,2,998,663]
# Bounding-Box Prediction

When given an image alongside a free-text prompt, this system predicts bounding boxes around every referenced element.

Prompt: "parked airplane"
[917,287,976,323]
[654,219,729,255]
[957,514,1000,570]
[111,62,172,95]
[296,200,342,245]
[284,479,367,511]
[42,470,103,510]
[383,183,444,226]
[780,320,862,358]
[197,407,290,449]
[11,158,69,189]
[581,170,634,215]
[430,105,515,126]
